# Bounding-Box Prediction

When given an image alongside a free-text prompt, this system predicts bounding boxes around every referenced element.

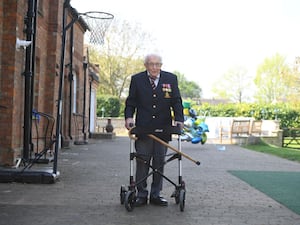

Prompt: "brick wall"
[0,0,2,81]
[0,1,96,166]
[0,0,26,165]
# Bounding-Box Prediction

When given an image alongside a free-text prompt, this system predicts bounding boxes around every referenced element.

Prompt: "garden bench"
[219,119,251,144]
[250,120,262,136]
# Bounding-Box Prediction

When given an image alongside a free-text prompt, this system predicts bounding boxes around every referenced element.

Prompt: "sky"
[71,0,300,98]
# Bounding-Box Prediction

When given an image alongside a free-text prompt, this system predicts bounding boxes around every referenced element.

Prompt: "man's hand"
[125,118,135,130]
[174,121,184,130]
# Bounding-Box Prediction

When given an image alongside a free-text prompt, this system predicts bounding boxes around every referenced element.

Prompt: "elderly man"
[124,53,184,207]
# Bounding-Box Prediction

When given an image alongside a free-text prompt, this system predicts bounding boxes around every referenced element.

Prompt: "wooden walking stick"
[148,134,200,166]
[128,127,200,165]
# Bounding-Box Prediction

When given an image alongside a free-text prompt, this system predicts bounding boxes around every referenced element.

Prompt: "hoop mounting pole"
[53,0,71,174]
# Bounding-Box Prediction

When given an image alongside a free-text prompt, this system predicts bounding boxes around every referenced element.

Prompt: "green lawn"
[244,142,300,163]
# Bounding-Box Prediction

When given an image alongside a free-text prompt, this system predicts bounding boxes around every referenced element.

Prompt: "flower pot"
[105,118,114,133]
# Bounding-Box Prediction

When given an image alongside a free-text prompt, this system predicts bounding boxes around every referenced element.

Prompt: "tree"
[174,71,202,99]
[286,56,300,103]
[88,19,155,98]
[89,19,199,102]
[254,53,291,104]
[212,66,252,103]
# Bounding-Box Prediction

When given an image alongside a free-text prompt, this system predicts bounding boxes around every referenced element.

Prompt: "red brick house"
[0,0,99,166]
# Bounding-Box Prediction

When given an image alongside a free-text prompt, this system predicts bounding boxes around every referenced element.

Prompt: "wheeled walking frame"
[120,126,200,212]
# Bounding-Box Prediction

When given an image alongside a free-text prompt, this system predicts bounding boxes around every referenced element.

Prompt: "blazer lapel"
[141,71,153,89]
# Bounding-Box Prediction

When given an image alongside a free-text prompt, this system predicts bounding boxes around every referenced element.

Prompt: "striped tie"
[149,76,156,90]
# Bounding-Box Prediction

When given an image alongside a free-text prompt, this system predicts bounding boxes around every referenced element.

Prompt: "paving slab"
[1,137,300,225]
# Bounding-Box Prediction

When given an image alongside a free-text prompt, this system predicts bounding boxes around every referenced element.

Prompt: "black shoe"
[150,196,168,206]
[134,197,147,207]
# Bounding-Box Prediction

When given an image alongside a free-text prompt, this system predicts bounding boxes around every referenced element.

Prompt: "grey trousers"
[135,136,167,198]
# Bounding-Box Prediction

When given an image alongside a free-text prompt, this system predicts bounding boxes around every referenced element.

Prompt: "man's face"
[144,56,162,78]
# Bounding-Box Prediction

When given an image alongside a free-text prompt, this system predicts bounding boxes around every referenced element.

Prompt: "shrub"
[97,95,120,117]
[188,101,300,129]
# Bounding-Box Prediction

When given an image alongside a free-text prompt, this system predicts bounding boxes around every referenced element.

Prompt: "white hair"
[144,53,163,64]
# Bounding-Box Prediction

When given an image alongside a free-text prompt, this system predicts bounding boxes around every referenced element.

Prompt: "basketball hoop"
[79,11,114,46]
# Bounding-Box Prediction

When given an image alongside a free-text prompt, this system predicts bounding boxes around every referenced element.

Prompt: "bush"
[116,96,300,128]
[97,95,120,117]
[187,101,300,129]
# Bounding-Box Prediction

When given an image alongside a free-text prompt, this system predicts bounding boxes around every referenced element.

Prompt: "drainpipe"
[68,25,74,140]
[29,0,38,156]
[23,0,36,161]
[82,56,88,143]
[88,74,92,137]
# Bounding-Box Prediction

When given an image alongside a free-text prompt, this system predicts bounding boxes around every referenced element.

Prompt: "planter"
[105,118,114,133]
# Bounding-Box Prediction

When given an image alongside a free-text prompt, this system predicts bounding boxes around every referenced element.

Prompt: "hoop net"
[80,11,114,46]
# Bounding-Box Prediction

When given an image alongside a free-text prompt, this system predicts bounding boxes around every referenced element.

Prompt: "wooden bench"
[250,120,262,136]
[219,119,251,144]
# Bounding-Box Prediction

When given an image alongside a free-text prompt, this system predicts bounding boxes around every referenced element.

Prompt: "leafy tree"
[211,65,252,103]
[89,19,203,108]
[285,56,300,103]
[175,71,202,99]
[254,53,291,103]
[88,19,154,98]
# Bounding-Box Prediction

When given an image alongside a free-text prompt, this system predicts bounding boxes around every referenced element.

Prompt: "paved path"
[1,137,300,225]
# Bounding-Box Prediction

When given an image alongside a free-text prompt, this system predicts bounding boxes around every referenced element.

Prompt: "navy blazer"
[125,70,184,140]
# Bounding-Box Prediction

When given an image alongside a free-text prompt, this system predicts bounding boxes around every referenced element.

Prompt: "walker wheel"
[179,189,185,212]
[124,190,136,212]
[120,185,126,205]
[174,190,180,204]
